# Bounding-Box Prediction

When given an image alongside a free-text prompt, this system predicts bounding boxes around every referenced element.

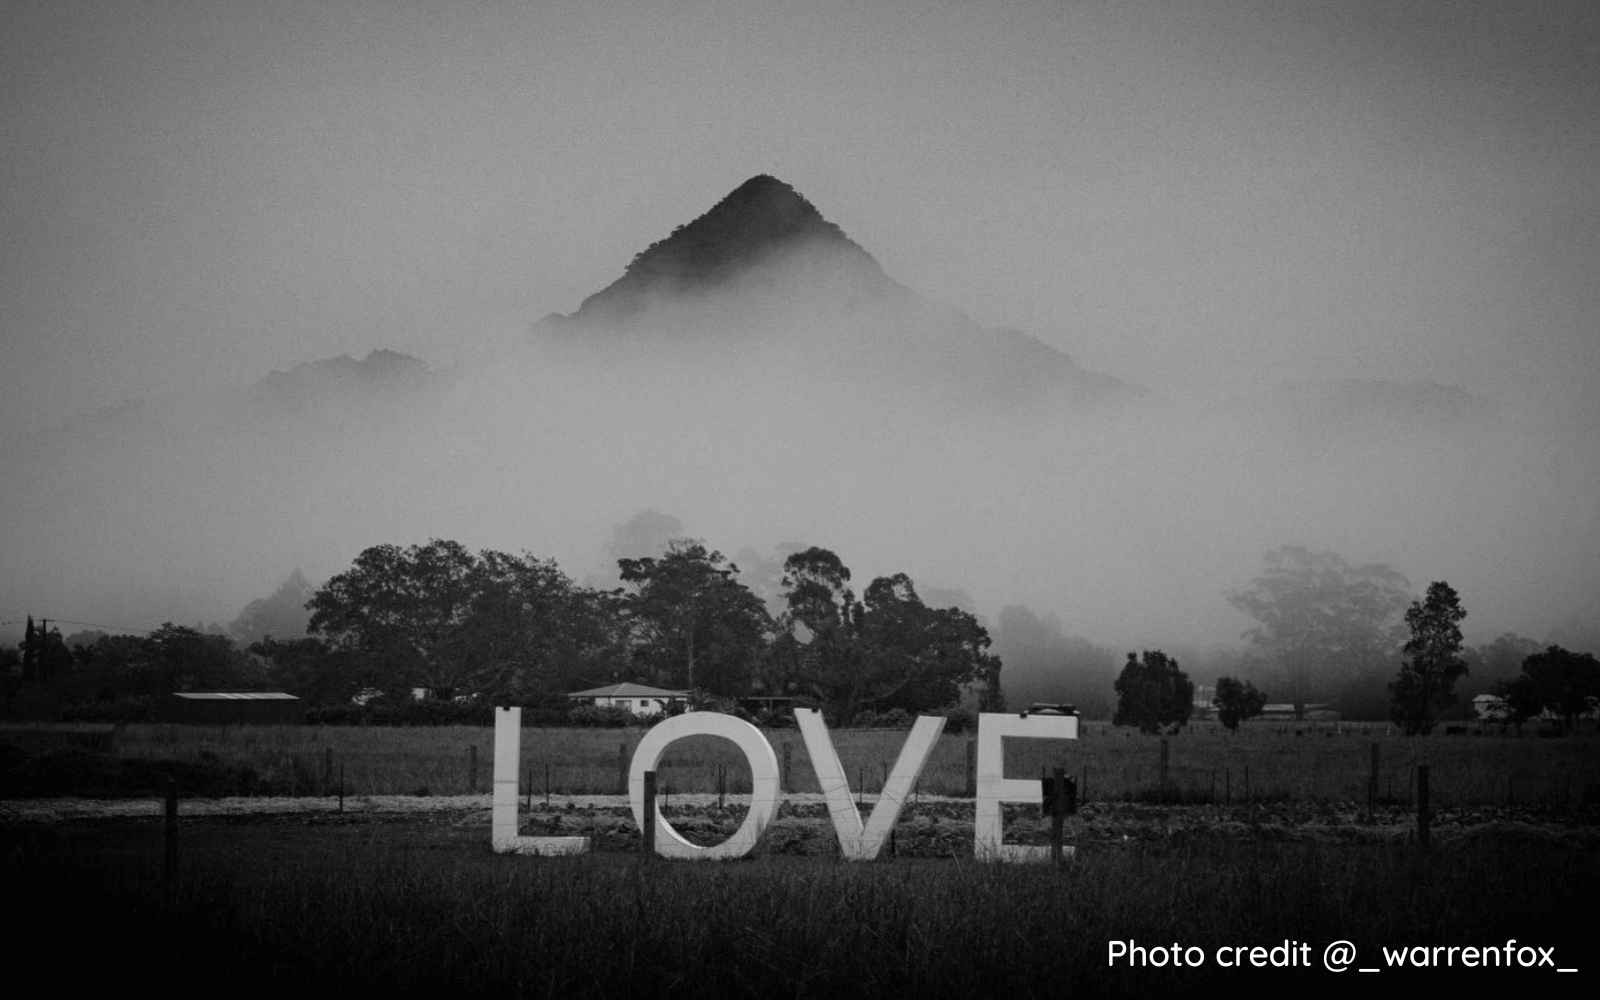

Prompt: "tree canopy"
[1228,546,1411,718]
[1212,675,1267,731]
[1492,645,1600,729]
[772,547,1002,722]
[618,539,770,696]
[307,540,482,697]
[307,540,623,701]
[1113,650,1194,734]
[1389,581,1468,735]
[288,538,1000,719]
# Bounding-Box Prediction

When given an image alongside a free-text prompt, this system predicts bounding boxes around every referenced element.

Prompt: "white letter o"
[628,712,781,859]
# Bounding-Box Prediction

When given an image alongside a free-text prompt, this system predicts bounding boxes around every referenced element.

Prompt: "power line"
[53,618,161,635]
[1,617,158,635]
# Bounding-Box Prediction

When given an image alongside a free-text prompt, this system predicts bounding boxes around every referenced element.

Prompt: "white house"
[568,682,691,716]
[1474,692,1596,723]
[1473,693,1512,721]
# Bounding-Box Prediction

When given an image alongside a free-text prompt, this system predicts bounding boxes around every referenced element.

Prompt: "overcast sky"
[3,1,1598,650]
[6,0,1598,434]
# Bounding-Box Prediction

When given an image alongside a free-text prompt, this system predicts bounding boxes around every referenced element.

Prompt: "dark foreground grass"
[9,817,1594,997]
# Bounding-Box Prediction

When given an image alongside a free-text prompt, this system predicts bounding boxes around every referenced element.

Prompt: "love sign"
[491,706,1078,861]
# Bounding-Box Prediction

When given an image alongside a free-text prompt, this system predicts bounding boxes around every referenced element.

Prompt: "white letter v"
[794,708,946,861]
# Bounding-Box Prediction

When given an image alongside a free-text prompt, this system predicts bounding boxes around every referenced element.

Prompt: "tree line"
[6,541,1595,732]
[0,538,1001,726]
[1109,560,1597,736]
[4,619,265,721]
[297,538,1003,723]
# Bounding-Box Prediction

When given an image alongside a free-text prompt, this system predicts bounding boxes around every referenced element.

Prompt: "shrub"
[878,708,913,729]
[567,704,639,728]
[59,697,155,724]
[848,708,916,729]
[518,706,573,727]
[304,698,495,726]
[755,709,795,729]
[304,703,370,725]
[942,705,976,735]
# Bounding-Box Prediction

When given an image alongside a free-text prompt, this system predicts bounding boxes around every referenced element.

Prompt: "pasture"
[9,811,1594,996]
[11,718,1597,808]
[5,719,1597,995]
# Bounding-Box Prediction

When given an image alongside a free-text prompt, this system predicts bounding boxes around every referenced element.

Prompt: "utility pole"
[38,618,54,684]
[22,616,38,682]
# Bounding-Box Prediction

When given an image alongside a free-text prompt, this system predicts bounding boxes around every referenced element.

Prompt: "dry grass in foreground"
[9,813,1592,997]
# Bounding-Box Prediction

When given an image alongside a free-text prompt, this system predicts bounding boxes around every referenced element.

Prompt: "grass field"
[6,719,1596,996]
[9,813,1593,996]
[6,718,1597,808]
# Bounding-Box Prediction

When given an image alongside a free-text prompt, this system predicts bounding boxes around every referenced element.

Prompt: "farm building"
[568,683,690,716]
[350,687,451,705]
[1258,703,1339,722]
[156,692,303,724]
[1474,694,1515,721]
[1473,693,1597,723]
[737,695,798,716]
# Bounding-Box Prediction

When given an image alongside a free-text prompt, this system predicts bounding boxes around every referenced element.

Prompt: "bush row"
[0,742,265,798]
[40,696,975,730]
[847,706,977,734]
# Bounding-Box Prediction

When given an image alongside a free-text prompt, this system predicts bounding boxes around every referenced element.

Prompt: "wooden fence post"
[1369,742,1380,813]
[1416,765,1431,849]
[965,740,977,798]
[618,740,628,795]
[1050,768,1068,866]
[642,770,657,859]
[164,780,178,889]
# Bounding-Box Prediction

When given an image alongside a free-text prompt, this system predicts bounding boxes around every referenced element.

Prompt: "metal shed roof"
[171,692,300,701]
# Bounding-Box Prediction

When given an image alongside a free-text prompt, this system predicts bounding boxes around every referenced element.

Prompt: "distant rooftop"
[568,683,691,699]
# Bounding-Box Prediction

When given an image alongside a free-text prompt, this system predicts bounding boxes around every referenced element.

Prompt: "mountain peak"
[698,174,830,237]
[625,175,854,282]
[554,175,890,326]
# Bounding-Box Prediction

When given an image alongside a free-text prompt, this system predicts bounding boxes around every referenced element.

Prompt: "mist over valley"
[4,175,1593,681]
